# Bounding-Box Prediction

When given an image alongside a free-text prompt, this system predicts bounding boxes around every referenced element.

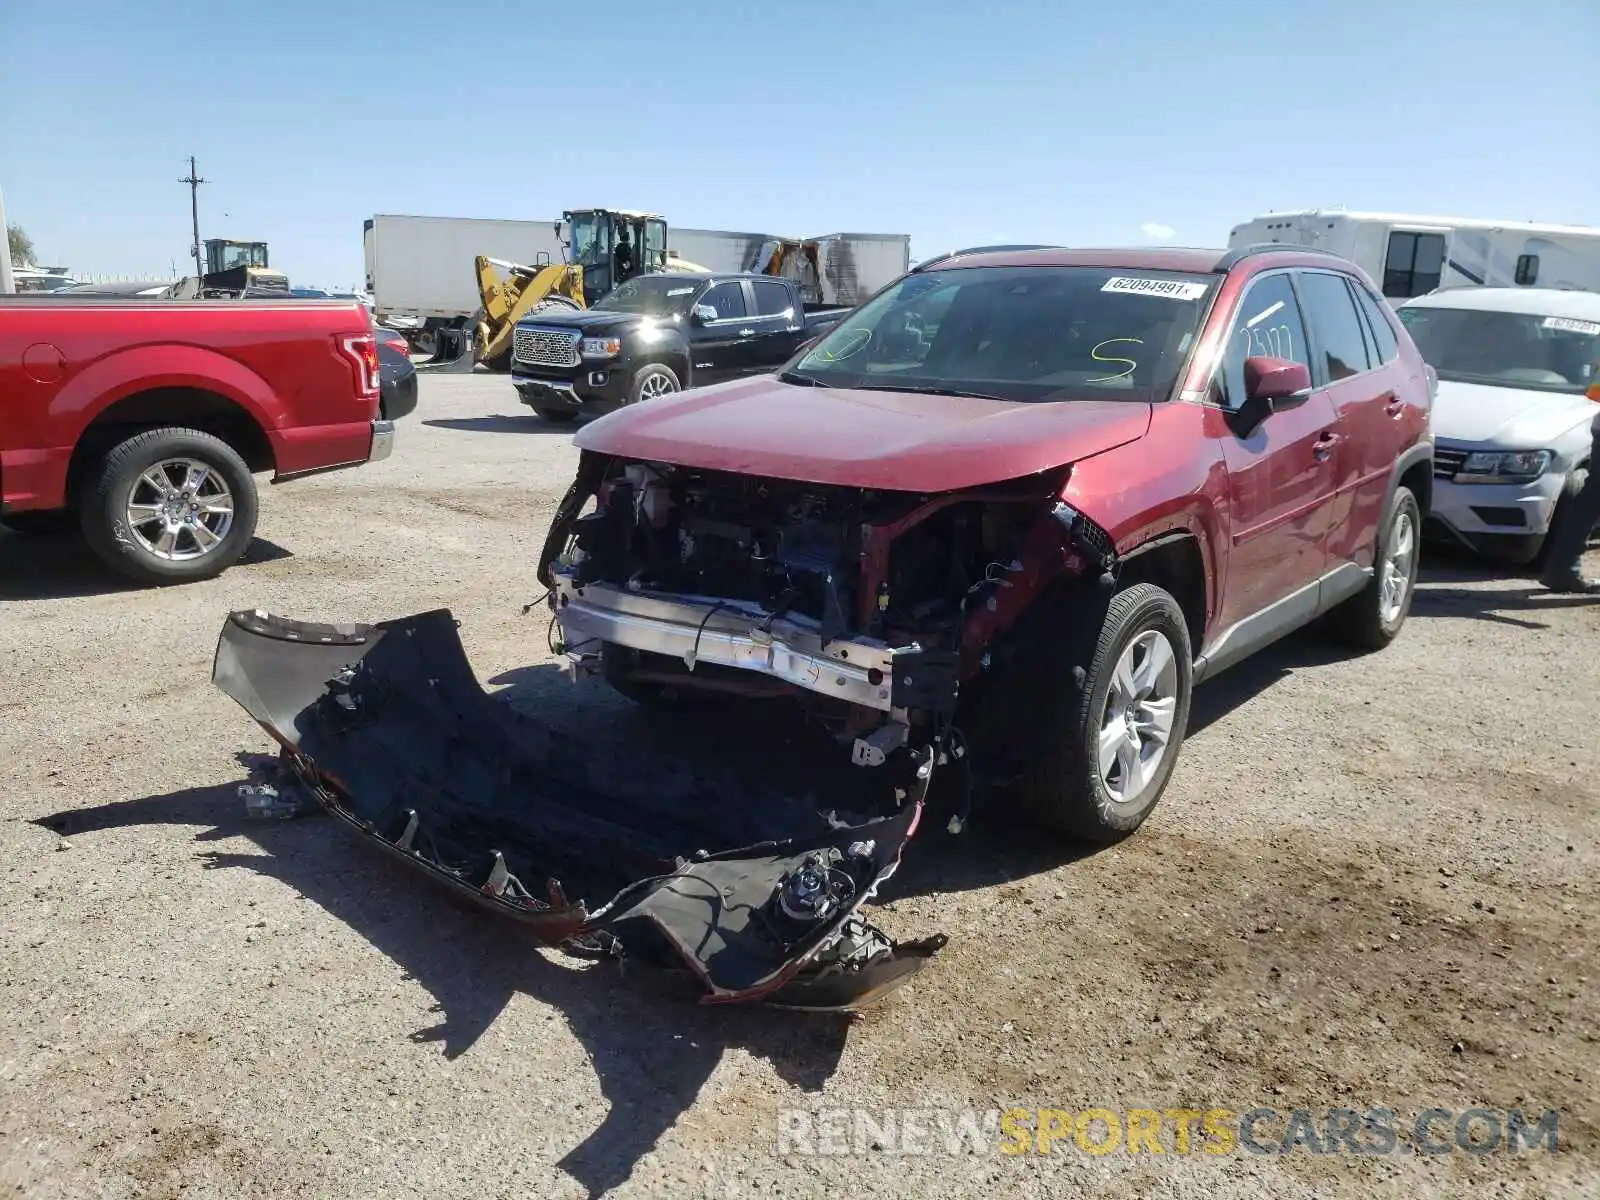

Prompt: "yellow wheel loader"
[434,208,711,371]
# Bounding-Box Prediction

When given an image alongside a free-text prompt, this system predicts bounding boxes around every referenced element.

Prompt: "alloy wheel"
[1096,629,1180,805]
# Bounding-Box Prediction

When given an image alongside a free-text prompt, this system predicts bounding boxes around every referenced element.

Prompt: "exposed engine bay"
[539,451,1117,768]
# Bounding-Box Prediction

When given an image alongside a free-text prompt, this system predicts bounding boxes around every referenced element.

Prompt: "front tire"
[628,364,680,406]
[80,427,259,586]
[1324,485,1421,650]
[1018,582,1193,843]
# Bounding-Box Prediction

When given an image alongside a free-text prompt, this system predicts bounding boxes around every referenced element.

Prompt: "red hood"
[573,376,1153,491]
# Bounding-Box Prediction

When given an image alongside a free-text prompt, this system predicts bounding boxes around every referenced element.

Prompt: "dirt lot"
[2,371,1596,1199]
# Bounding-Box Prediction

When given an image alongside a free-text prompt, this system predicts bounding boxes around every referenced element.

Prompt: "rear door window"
[751,280,795,319]
[1296,271,1372,383]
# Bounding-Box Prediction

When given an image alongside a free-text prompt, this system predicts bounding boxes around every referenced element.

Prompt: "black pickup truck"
[509,272,852,422]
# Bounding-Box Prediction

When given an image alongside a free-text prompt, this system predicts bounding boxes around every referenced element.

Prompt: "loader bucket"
[414,325,480,373]
[211,608,946,1009]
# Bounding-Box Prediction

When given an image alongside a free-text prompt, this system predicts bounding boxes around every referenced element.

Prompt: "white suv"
[1397,287,1600,564]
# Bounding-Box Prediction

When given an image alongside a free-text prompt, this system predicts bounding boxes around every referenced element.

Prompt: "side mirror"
[1244,355,1312,404]
[1229,355,1312,436]
[691,304,718,326]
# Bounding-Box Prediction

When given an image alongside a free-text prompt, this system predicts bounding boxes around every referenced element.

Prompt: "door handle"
[1313,431,1340,462]
[738,328,756,337]
[1382,392,1404,417]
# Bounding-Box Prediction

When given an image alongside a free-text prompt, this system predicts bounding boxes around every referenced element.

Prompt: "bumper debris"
[211,607,946,1009]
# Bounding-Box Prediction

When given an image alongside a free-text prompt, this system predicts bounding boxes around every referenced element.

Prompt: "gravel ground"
[2,371,1596,1200]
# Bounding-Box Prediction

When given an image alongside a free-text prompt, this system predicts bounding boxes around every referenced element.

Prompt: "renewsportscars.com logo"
[776,1106,1561,1157]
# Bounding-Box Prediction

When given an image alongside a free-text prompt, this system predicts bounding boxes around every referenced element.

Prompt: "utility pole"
[180,156,206,280]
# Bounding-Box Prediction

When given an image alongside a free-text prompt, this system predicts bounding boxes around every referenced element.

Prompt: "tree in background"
[8,224,36,266]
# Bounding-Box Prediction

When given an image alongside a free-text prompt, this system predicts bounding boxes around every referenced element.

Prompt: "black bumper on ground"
[210,607,946,1010]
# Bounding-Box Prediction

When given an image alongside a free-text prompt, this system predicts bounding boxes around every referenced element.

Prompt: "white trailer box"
[1227,209,1600,300]
[811,232,910,305]
[363,214,564,329]
[667,228,909,305]
[666,228,765,275]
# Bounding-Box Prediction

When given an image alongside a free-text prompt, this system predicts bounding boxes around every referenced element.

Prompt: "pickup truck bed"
[0,295,392,584]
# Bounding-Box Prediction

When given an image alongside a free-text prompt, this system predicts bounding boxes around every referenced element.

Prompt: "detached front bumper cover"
[211,607,946,1009]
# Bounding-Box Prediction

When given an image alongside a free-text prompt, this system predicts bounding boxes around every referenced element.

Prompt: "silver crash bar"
[551,577,901,712]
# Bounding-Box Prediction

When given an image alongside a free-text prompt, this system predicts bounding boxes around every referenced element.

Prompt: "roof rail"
[912,244,1065,272]
[1216,242,1347,272]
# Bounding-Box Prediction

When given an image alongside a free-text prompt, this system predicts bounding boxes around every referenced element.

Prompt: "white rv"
[1227,209,1600,300]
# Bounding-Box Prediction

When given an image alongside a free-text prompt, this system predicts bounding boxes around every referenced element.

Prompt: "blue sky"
[3,0,1596,287]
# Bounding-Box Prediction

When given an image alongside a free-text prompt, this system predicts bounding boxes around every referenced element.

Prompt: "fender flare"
[50,343,281,440]
[1382,439,1434,522]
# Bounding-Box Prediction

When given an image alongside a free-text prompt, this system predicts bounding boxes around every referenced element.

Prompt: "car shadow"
[0,535,294,601]
[35,757,851,1199]
[1409,549,1600,630]
[423,416,578,435]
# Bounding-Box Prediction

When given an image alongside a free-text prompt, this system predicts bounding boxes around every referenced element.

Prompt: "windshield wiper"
[855,383,1009,401]
[778,370,834,387]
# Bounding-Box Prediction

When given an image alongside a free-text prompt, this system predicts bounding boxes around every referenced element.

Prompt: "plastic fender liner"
[211,607,946,1009]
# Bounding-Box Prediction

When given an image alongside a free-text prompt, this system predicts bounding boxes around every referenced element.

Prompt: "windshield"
[592,275,701,318]
[1396,305,1600,394]
[786,265,1217,403]
[568,212,609,268]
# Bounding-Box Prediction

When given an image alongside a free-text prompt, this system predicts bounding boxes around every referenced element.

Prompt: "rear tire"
[1018,582,1193,843]
[80,427,259,586]
[1324,485,1421,650]
[2,510,81,537]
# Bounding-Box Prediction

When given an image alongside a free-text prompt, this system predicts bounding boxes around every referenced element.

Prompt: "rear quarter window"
[1353,284,1400,364]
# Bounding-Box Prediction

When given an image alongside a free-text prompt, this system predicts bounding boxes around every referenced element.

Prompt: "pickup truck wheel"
[1019,582,1193,843]
[1323,485,1421,651]
[629,365,680,405]
[80,427,259,586]
[2,510,81,537]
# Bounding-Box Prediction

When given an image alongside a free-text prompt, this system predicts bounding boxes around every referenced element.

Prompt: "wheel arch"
[1389,439,1434,520]
[1114,532,1208,660]
[66,387,274,507]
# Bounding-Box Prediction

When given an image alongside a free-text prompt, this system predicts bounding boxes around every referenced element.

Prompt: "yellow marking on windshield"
[1088,338,1142,383]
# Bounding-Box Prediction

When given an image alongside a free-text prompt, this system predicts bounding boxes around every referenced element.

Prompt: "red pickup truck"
[1,297,392,584]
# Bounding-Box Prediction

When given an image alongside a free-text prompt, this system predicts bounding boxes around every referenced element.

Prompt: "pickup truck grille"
[1434,446,1469,480]
[513,326,580,369]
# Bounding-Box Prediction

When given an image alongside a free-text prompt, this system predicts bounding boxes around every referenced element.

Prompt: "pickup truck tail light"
[338,334,381,401]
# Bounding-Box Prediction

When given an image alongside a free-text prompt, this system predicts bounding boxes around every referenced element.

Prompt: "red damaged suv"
[540,244,1435,842]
